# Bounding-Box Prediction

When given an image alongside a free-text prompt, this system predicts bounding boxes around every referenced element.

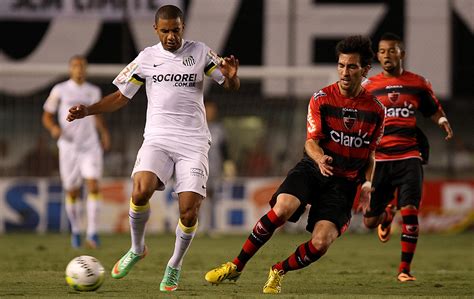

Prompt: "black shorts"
[365,158,423,217]
[269,158,359,234]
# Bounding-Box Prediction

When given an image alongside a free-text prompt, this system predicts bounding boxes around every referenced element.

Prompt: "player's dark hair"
[69,55,87,64]
[380,32,404,50]
[155,5,184,24]
[335,35,374,67]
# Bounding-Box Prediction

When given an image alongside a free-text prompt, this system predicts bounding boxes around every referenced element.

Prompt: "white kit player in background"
[66,5,240,292]
[42,55,111,249]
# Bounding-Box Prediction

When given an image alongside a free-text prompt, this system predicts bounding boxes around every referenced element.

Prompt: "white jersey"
[113,40,225,148]
[43,79,102,150]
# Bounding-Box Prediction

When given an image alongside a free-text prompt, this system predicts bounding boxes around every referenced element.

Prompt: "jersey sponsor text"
[330,130,370,148]
[152,73,198,87]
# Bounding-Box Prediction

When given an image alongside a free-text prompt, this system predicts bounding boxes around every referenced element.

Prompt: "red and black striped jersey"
[306,82,385,180]
[363,71,442,161]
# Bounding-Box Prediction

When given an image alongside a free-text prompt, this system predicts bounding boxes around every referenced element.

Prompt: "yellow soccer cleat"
[205,262,241,285]
[263,268,285,294]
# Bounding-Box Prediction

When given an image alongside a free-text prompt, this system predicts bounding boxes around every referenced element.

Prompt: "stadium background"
[0,0,473,235]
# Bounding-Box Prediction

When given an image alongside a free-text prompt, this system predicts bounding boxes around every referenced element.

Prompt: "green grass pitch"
[0,232,472,298]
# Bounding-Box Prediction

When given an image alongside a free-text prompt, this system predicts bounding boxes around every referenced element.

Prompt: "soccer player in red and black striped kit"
[362,32,453,282]
[205,35,385,294]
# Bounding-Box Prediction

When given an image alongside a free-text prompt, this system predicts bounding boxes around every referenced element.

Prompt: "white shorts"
[132,138,209,197]
[58,141,103,190]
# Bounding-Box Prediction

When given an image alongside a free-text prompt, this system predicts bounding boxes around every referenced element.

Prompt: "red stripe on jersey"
[306,83,385,179]
[324,139,371,160]
[364,71,442,161]
[384,117,417,128]
[379,135,417,149]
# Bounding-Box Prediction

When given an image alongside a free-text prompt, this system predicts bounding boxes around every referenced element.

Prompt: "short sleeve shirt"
[306,82,385,179]
[113,40,225,147]
[43,79,102,150]
[363,71,441,161]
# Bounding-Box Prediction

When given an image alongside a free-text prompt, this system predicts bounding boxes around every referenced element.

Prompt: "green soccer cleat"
[160,266,181,292]
[205,261,241,285]
[111,246,147,279]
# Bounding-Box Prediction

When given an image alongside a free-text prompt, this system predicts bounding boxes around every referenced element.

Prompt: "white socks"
[86,193,101,238]
[129,199,150,255]
[65,195,81,234]
[167,219,198,269]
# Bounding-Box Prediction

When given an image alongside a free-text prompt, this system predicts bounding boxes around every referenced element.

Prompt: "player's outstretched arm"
[220,55,240,91]
[67,90,129,122]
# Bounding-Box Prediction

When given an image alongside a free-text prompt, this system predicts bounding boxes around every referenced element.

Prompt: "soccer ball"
[65,255,105,291]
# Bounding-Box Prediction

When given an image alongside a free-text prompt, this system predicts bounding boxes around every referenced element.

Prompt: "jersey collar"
[158,39,186,56]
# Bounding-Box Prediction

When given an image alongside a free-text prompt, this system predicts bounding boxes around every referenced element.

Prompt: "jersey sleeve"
[306,91,325,140]
[43,85,61,113]
[417,77,441,117]
[113,53,146,99]
[204,46,225,85]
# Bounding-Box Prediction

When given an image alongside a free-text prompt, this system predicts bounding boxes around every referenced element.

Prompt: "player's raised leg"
[378,204,396,243]
[112,171,156,279]
[111,198,150,278]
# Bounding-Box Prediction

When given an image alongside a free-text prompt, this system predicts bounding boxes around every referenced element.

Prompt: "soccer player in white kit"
[67,5,240,291]
[42,55,111,249]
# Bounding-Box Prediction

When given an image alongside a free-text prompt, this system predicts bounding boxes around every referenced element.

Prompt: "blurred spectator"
[0,139,10,176]
[103,138,128,177]
[16,135,58,176]
[200,101,236,233]
[240,136,273,176]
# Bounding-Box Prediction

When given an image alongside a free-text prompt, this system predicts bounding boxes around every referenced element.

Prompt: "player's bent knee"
[180,210,198,227]
[310,238,330,254]
[131,187,155,205]
[179,204,200,224]
[273,194,300,220]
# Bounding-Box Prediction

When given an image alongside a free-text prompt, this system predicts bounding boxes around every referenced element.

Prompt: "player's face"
[154,17,184,52]
[69,58,87,82]
[337,53,368,96]
[377,40,404,73]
